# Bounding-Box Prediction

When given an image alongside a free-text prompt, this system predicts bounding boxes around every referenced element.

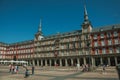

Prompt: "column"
[49,59,51,66]
[83,57,86,64]
[54,59,57,66]
[91,57,95,66]
[115,57,118,66]
[60,59,62,66]
[30,60,32,65]
[100,57,103,65]
[37,60,39,66]
[77,58,80,64]
[41,59,43,66]
[28,60,30,66]
[108,57,111,66]
[65,58,68,66]
[71,59,73,66]
[32,60,35,66]
[45,59,47,66]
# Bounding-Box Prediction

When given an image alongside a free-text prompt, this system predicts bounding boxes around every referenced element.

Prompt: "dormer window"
[112,25,116,29]
[114,31,118,37]
[100,34,104,38]
[100,28,103,31]
[107,32,111,38]
[94,34,97,39]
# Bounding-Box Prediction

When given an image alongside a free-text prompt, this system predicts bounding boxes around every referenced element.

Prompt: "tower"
[35,19,44,41]
[81,2,92,56]
[82,3,92,33]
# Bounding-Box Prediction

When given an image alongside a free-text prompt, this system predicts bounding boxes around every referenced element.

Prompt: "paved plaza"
[0,66,119,80]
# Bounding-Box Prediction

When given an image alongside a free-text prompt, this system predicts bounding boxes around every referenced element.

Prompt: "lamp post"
[54,33,60,66]
[87,41,92,71]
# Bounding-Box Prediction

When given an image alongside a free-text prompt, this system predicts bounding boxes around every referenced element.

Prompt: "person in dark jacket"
[24,68,29,78]
[32,66,34,75]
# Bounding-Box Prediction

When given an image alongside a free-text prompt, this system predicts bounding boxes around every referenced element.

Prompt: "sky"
[0,0,120,43]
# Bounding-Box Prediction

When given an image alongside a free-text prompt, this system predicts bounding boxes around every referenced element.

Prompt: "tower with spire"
[82,2,92,33]
[35,19,44,41]
[81,2,93,56]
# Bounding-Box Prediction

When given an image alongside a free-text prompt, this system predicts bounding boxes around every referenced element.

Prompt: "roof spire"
[38,18,42,32]
[84,1,89,21]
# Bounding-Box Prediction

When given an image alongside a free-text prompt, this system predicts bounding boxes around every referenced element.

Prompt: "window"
[108,39,112,45]
[116,47,120,53]
[107,33,111,38]
[109,48,113,54]
[100,34,104,38]
[102,48,106,54]
[115,39,118,44]
[73,37,76,41]
[114,31,118,37]
[72,42,76,48]
[94,41,98,47]
[84,35,88,40]
[94,35,97,39]
[79,42,81,48]
[95,49,99,54]
[101,40,105,46]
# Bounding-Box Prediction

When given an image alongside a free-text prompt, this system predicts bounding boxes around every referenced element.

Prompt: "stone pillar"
[54,59,57,66]
[65,58,68,66]
[37,60,39,66]
[71,59,73,66]
[83,57,86,65]
[77,58,80,64]
[49,59,51,66]
[108,57,111,66]
[45,59,47,66]
[100,57,103,65]
[60,59,62,66]
[115,57,118,66]
[41,59,43,66]
[32,60,35,66]
[91,57,95,66]
[30,60,32,65]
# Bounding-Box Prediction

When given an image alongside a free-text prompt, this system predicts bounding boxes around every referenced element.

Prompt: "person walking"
[24,68,29,78]
[32,66,35,75]
[16,65,19,74]
[12,65,15,74]
[103,65,106,74]
[9,64,12,73]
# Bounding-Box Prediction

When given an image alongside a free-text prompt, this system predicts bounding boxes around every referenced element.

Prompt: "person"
[32,66,34,75]
[103,65,106,74]
[24,68,29,78]
[9,64,12,73]
[82,64,86,72]
[12,65,15,74]
[14,65,18,74]
[16,66,19,74]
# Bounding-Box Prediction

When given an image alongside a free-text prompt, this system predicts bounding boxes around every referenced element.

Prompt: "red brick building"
[0,4,120,67]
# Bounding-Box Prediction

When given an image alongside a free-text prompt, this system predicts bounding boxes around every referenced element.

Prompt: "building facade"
[0,5,120,67]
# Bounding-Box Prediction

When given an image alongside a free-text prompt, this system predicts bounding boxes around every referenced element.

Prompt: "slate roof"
[92,24,120,33]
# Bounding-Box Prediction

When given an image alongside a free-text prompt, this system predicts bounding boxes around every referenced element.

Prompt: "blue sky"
[0,0,120,43]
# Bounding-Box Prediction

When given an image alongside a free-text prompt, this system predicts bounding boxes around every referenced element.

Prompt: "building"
[0,4,120,67]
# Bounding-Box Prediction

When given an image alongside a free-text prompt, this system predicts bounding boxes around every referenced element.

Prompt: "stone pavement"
[0,66,119,80]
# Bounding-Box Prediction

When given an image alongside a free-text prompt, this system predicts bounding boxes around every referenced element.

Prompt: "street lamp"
[87,41,92,71]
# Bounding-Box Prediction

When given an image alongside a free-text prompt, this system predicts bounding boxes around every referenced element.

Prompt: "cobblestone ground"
[0,66,119,80]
